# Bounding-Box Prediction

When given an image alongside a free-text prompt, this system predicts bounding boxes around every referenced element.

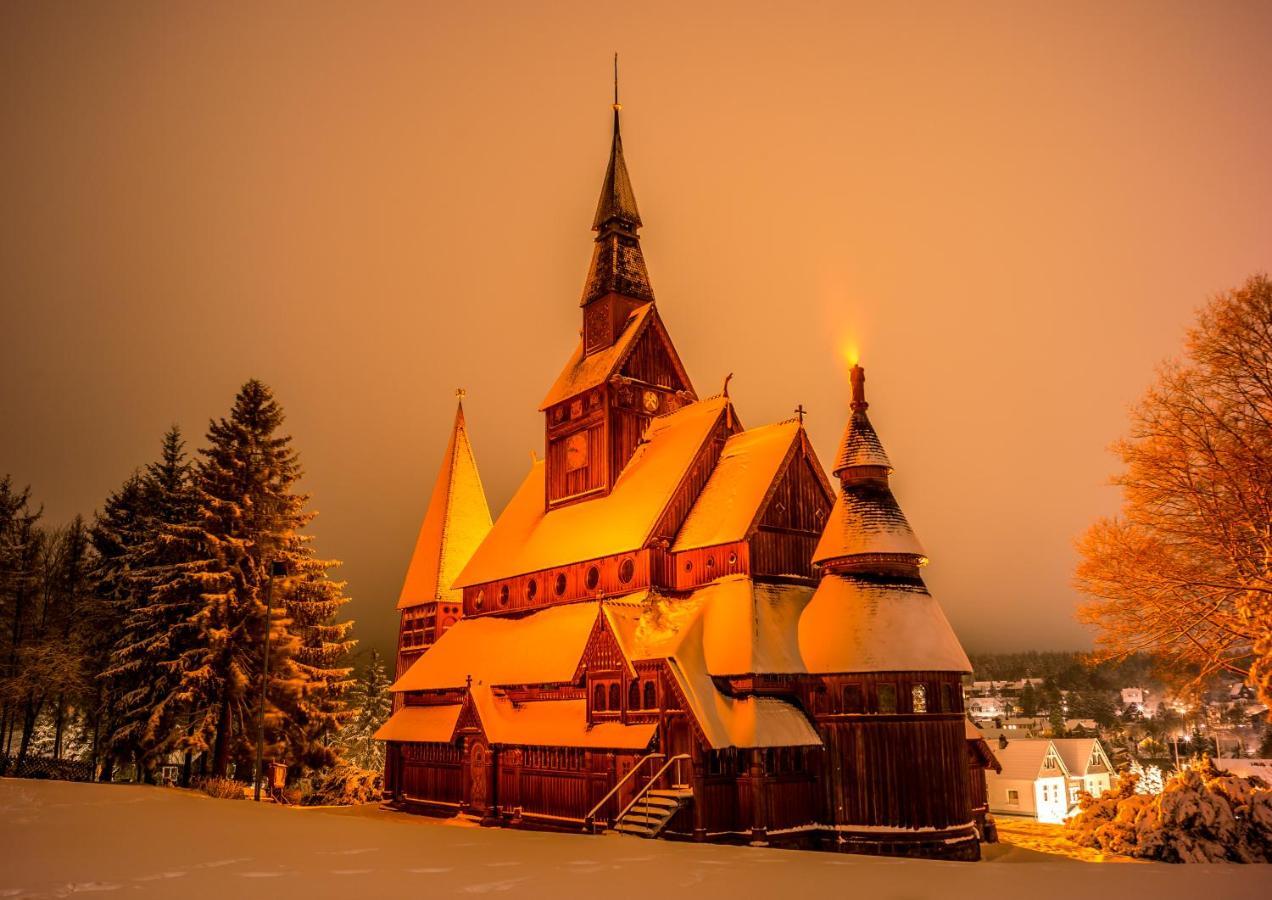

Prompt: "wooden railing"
[584,752,664,833]
[615,754,691,828]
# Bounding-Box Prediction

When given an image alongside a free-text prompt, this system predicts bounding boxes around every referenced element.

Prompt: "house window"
[877,683,897,714]
[843,683,864,713]
[1007,789,1020,804]
[608,683,621,710]
[911,684,928,713]
[593,683,606,711]
[628,680,640,710]
[643,680,657,709]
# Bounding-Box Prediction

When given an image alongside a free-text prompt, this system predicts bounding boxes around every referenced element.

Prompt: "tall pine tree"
[162,381,354,778]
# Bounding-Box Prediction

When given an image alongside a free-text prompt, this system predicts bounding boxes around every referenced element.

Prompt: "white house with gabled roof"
[986,739,1070,823]
[1052,738,1115,804]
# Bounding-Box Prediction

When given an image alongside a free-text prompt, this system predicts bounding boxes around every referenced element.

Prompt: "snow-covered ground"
[2,779,1268,899]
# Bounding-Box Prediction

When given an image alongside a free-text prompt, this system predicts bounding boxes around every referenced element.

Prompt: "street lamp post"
[253,559,287,802]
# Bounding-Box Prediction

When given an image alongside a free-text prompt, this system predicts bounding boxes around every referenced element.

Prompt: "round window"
[618,558,635,584]
[527,579,538,601]
[499,584,509,606]
[554,572,567,596]
[706,556,716,570]
[684,559,694,572]
[474,591,485,610]
[728,551,738,565]
[585,566,600,591]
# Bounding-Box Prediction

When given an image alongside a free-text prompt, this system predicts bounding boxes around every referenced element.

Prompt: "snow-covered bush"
[1128,760,1165,794]
[301,764,383,806]
[200,777,245,800]
[1065,758,1272,862]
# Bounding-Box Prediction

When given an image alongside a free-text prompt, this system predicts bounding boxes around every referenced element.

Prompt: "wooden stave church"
[377,102,994,860]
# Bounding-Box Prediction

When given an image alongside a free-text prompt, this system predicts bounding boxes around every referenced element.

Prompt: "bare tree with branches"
[1076,274,1272,706]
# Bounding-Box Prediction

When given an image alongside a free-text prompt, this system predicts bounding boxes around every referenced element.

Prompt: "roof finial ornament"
[850,364,868,412]
[613,52,621,112]
[795,403,807,424]
[722,372,733,397]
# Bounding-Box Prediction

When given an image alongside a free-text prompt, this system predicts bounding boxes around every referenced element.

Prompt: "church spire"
[580,57,654,313]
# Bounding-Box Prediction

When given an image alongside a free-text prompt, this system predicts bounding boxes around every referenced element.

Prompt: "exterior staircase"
[614,788,693,838]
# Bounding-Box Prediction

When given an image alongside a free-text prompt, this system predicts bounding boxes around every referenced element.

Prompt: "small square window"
[877,683,897,714]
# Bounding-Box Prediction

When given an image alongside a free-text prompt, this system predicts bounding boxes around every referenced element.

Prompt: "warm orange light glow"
[842,342,860,369]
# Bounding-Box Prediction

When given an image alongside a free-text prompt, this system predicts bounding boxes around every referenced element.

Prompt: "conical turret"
[813,365,926,575]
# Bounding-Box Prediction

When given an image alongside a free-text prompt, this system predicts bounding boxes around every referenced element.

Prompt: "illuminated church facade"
[377,100,995,860]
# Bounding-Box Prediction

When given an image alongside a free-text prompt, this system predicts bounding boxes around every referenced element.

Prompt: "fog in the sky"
[3,2,1270,665]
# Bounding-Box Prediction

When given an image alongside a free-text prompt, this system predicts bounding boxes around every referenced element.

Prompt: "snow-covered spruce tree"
[100,428,202,781]
[163,381,354,779]
[0,477,42,763]
[338,649,392,771]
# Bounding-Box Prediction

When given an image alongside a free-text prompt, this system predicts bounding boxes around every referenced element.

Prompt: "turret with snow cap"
[813,363,927,577]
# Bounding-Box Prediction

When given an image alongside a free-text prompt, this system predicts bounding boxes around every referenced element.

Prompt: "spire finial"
[850,364,868,412]
[613,53,620,111]
[456,387,467,401]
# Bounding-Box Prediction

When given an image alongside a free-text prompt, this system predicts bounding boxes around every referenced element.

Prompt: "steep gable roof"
[468,688,656,750]
[455,396,729,587]
[397,401,493,609]
[672,420,815,552]
[993,739,1071,781]
[1052,738,1111,776]
[540,304,692,410]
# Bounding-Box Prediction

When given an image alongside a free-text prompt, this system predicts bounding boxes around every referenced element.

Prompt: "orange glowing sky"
[2,2,1270,662]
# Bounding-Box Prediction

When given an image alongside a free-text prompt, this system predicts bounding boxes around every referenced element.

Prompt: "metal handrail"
[584,752,664,832]
[615,753,690,826]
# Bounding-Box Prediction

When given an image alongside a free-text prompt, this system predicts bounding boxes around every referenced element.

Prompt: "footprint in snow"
[405,867,453,874]
[330,869,374,876]
[237,872,288,878]
[458,877,530,894]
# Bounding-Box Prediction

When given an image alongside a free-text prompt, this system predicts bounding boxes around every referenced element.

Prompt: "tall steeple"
[581,59,654,354]
[398,393,494,613]
[813,365,926,576]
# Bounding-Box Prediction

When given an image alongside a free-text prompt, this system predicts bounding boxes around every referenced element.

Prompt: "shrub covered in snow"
[199,777,245,800]
[1065,758,1272,862]
[301,764,383,806]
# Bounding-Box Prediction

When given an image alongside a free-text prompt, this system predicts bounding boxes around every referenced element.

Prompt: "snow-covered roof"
[832,410,892,475]
[604,577,814,677]
[397,402,493,609]
[456,397,729,587]
[539,304,657,409]
[797,575,971,674]
[991,740,1070,782]
[672,420,803,552]
[391,601,605,692]
[1052,739,1110,776]
[965,720,1003,772]
[373,704,462,743]
[811,482,926,565]
[470,689,656,750]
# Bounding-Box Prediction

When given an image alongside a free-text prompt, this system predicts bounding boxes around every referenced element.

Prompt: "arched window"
[628,680,640,710]
[911,683,928,713]
[643,680,656,709]
[593,683,606,711]
[608,683,621,711]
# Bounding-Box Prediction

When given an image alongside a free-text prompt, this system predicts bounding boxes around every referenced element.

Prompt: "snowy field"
[2,779,1268,900]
